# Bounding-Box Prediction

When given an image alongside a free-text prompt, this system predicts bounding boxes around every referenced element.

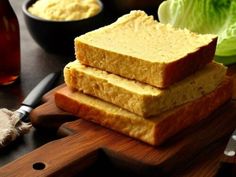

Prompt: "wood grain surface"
[0,85,235,177]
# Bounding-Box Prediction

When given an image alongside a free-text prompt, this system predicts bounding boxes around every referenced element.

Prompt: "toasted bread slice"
[64,61,226,117]
[55,77,232,145]
[75,10,217,88]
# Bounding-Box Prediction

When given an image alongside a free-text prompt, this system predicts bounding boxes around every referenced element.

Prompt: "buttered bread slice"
[75,10,217,88]
[55,77,232,146]
[64,60,226,117]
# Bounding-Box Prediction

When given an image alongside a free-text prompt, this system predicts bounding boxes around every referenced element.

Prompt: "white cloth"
[0,108,32,147]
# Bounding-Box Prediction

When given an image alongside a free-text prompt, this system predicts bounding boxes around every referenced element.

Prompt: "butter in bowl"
[22,0,104,56]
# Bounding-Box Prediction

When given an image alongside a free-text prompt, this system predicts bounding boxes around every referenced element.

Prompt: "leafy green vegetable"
[158,0,236,64]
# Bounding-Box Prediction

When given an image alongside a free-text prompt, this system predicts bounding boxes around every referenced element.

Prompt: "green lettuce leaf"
[158,0,236,64]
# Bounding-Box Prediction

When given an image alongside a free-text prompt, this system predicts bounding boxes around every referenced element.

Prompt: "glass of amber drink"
[0,0,20,85]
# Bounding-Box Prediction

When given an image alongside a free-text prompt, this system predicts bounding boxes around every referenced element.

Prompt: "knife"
[0,72,60,147]
[16,72,60,122]
[215,129,236,177]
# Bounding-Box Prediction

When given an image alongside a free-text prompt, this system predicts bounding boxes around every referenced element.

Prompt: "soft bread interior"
[64,60,226,117]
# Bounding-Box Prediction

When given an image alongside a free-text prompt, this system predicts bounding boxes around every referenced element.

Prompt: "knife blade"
[224,129,236,157]
[215,129,236,177]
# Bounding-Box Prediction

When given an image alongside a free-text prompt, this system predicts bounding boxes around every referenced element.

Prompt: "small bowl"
[22,0,104,56]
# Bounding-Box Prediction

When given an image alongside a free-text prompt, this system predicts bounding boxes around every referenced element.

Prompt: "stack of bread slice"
[55,11,233,146]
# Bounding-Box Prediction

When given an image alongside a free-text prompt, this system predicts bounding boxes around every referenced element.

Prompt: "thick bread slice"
[55,77,232,146]
[75,10,217,88]
[64,60,226,117]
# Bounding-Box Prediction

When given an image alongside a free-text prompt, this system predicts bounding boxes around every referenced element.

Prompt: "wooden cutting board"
[0,85,236,177]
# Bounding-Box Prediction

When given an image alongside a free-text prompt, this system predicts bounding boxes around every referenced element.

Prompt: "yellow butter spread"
[28,0,102,21]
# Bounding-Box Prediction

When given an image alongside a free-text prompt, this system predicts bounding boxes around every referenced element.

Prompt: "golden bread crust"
[154,77,232,144]
[55,77,232,145]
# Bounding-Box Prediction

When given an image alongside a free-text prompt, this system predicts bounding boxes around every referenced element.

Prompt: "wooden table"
[0,1,235,176]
